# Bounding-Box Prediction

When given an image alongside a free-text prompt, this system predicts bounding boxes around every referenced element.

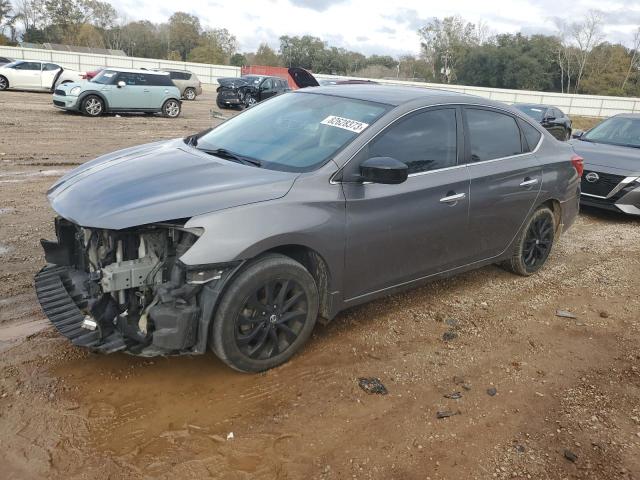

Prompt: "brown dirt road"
[0,90,639,480]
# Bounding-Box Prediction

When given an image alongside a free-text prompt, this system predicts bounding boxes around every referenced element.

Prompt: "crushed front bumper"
[35,265,132,353]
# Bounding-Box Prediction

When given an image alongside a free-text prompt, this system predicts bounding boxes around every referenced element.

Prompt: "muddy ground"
[0,89,638,480]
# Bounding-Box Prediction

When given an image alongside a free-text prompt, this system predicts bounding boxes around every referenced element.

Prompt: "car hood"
[570,139,640,175]
[56,81,84,91]
[48,139,298,230]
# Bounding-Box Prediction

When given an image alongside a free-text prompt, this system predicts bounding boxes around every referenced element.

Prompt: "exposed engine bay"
[35,217,237,356]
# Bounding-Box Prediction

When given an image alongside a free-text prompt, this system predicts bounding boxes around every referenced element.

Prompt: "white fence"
[2,45,639,117]
[0,45,240,85]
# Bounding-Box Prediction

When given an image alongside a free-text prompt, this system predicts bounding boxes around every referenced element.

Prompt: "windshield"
[242,75,263,85]
[91,69,116,84]
[196,92,389,172]
[582,116,640,148]
[514,105,546,122]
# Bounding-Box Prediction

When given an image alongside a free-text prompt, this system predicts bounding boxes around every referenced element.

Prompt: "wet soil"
[0,90,639,480]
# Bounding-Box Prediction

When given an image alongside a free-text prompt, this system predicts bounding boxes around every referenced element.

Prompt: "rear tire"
[502,207,556,276]
[81,95,104,117]
[184,87,196,100]
[162,99,181,118]
[0,75,8,90]
[211,254,319,373]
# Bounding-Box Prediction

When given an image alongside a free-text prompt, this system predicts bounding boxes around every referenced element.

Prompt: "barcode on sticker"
[321,115,369,133]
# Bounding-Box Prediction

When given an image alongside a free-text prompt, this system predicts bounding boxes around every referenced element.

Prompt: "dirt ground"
[0,89,639,480]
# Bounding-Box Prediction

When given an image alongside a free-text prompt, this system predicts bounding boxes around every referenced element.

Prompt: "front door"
[12,61,42,88]
[342,107,471,300]
[110,72,151,109]
[464,107,542,260]
[258,78,277,101]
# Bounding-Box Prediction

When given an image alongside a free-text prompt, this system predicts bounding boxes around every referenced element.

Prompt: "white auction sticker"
[321,115,369,133]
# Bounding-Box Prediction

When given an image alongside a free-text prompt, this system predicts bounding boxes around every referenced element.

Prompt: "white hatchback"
[0,60,83,92]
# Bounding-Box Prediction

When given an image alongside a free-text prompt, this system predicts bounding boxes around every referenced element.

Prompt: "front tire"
[162,99,181,118]
[0,75,9,91]
[244,94,257,108]
[81,95,104,117]
[184,87,196,100]
[211,254,319,373]
[503,207,556,276]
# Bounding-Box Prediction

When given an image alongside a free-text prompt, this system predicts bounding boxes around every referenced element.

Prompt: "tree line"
[0,1,639,97]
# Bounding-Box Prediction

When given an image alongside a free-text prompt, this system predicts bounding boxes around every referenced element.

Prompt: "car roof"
[153,68,194,73]
[513,103,555,109]
[296,84,482,107]
[102,67,170,75]
[613,113,640,119]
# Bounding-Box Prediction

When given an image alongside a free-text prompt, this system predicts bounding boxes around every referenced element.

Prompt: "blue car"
[53,68,182,118]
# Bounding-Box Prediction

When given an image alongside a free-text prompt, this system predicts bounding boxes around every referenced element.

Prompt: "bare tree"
[570,10,604,92]
[553,18,574,93]
[621,27,640,92]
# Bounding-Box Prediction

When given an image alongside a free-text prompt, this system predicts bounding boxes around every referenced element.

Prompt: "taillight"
[571,154,584,177]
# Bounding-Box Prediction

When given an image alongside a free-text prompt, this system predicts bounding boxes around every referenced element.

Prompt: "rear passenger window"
[466,109,522,161]
[147,74,173,86]
[43,63,60,71]
[363,108,457,174]
[519,120,542,152]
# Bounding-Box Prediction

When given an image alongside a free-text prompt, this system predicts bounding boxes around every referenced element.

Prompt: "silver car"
[35,85,580,372]
[153,69,202,100]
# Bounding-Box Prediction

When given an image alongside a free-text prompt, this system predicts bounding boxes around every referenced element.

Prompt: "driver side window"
[358,108,458,175]
[14,62,41,70]
[261,78,273,90]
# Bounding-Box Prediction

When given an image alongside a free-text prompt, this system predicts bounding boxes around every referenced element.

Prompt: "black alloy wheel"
[522,213,554,270]
[235,278,308,360]
[211,254,319,372]
[502,207,556,276]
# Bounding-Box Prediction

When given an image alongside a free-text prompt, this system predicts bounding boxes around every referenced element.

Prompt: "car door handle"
[519,178,539,187]
[439,192,466,204]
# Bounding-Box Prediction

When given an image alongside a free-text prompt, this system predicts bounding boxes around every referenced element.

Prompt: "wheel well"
[264,245,332,321]
[539,199,562,233]
[79,92,108,110]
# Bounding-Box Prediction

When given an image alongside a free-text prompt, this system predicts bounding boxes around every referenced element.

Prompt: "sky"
[110,0,640,57]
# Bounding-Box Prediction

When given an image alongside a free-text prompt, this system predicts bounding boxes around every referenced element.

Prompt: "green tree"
[230,52,246,66]
[168,11,201,60]
[254,43,280,66]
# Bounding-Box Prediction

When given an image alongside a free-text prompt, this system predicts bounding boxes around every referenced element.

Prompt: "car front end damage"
[35,217,240,356]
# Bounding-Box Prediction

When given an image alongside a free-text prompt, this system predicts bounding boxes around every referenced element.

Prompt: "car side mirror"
[572,129,584,139]
[360,157,408,185]
[117,80,126,88]
[545,115,556,122]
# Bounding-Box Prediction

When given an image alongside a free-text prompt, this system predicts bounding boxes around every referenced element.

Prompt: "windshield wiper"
[197,147,262,167]
[184,127,214,147]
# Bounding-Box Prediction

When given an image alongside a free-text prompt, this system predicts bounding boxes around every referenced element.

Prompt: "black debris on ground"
[564,449,578,463]
[486,387,497,396]
[442,331,457,342]
[436,410,460,419]
[444,392,462,400]
[357,377,388,395]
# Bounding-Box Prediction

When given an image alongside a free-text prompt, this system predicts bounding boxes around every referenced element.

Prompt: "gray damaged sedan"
[36,85,581,372]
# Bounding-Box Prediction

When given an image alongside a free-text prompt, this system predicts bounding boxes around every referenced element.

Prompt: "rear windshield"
[196,92,390,172]
[514,105,546,122]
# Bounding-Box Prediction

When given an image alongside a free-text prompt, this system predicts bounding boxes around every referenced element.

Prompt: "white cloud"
[109,0,640,56]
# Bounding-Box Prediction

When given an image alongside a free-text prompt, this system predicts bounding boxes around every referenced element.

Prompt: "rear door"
[464,107,542,261]
[41,63,61,89]
[343,106,471,300]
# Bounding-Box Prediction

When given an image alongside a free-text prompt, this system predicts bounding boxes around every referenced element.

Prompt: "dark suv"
[36,85,581,372]
[216,75,290,108]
